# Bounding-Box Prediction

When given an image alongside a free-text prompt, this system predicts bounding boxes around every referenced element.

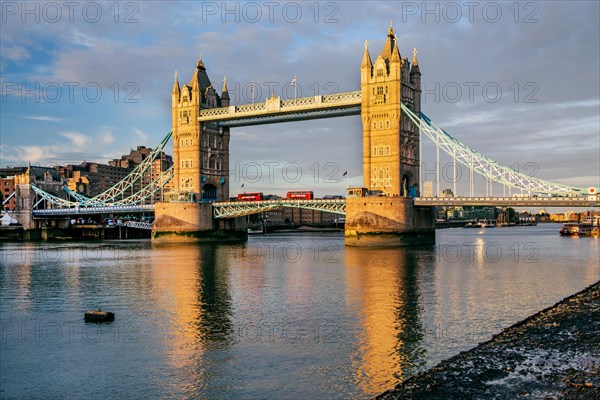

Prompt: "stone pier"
[344,197,435,247]
[152,202,246,243]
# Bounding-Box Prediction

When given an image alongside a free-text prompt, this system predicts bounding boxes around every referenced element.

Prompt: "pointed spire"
[391,37,401,62]
[197,53,205,70]
[172,70,180,95]
[361,39,373,69]
[411,47,421,75]
[221,77,230,106]
[380,22,396,60]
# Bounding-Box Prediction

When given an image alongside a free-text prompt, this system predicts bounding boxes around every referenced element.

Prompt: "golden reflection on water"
[149,243,234,394]
[344,246,424,395]
[10,247,32,312]
[151,243,202,356]
[473,237,486,268]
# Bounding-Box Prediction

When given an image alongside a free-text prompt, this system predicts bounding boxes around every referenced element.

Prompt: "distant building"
[258,208,338,226]
[0,171,17,211]
[422,181,433,197]
[440,188,454,198]
[58,162,130,197]
[54,146,174,202]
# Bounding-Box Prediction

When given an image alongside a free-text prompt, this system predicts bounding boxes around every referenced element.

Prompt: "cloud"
[98,130,115,146]
[133,128,148,142]
[19,115,63,122]
[0,129,119,165]
[57,131,92,149]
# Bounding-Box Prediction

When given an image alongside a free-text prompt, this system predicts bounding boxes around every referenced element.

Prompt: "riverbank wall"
[377,281,600,399]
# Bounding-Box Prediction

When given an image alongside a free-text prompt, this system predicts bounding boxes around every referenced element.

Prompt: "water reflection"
[1,226,597,399]
[149,243,234,396]
[344,246,429,395]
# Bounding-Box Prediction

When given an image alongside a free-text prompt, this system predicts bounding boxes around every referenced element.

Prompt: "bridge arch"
[202,183,218,200]
[401,174,411,197]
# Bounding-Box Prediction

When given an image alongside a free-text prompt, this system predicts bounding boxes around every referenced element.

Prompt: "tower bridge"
[18,24,597,245]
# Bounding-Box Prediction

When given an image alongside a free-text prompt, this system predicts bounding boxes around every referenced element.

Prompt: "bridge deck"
[213,198,346,218]
[414,196,599,207]
[32,196,598,218]
[32,204,155,216]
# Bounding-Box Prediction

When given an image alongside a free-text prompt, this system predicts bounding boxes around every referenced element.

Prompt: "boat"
[84,309,115,322]
[577,218,600,237]
[464,220,495,228]
[559,223,579,236]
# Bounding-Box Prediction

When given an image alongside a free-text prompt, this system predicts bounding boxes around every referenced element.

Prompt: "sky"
[1,0,599,198]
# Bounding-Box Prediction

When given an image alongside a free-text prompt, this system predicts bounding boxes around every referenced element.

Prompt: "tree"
[506,207,516,222]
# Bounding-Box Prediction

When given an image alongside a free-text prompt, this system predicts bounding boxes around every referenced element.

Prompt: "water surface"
[1,224,598,398]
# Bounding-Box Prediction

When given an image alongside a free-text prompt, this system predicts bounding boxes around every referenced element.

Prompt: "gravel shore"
[377,281,600,400]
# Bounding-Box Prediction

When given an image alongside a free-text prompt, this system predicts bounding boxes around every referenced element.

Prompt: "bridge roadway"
[32,204,155,216]
[212,198,346,218]
[413,196,599,208]
[31,196,598,218]
[212,195,599,218]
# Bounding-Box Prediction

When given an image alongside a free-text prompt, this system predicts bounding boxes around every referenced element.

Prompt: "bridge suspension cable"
[400,104,586,196]
[31,131,173,208]
[2,191,15,206]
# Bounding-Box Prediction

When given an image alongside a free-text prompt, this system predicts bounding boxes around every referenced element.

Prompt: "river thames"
[1,224,598,399]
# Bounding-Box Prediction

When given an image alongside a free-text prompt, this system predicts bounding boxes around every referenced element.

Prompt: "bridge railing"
[199,91,362,121]
[32,204,155,216]
[213,198,346,207]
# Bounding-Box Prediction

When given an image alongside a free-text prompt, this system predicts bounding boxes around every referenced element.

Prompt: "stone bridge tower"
[360,24,421,197]
[345,26,434,247]
[153,56,243,242]
[170,55,230,202]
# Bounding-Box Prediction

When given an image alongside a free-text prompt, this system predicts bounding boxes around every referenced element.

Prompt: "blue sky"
[1,1,599,197]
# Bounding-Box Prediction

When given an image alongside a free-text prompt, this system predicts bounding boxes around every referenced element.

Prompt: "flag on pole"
[291,75,297,99]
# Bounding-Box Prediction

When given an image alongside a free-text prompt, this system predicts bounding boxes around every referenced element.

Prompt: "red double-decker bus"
[237,192,264,201]
[286,190,314,200]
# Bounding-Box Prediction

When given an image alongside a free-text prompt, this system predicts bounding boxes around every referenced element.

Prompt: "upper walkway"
[199,91,362,127]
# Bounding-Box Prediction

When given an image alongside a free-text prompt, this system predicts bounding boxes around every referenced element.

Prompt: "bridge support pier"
[152,202,247,243]
[344,197,435,247]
